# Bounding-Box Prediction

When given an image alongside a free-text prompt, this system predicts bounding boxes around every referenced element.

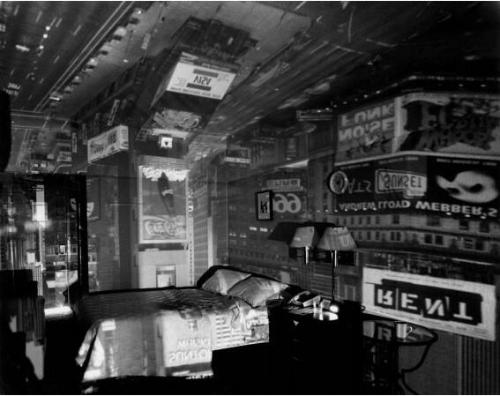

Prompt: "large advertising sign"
[165,53,237,101]
[138,156,188,244]
[337,99,397,161]
[265,174,307,218]
[362,266,496,341]
[328,152,500,219]
[88,125,129,163]
[396,92,500,155]
[335,93,500,160]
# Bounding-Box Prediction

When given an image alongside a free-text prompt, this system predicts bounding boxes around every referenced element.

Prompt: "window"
[427,216,440,226]
[366,231,371,240]
[341,284,357,302]
[479,222,489,233]
[375,231,380,240]
[351,217,355,225]
[358,216,363,225]
[424,234,432,244]
[435,235,444,245]
[392,214,400,224]
[475,240,484,250]
[366,216,371,225]
[459,219,469,231]
[375,216,380,224]
[463,238,474,249]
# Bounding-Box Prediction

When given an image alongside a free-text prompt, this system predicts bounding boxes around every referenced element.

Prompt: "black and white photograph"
[0,1,499,395]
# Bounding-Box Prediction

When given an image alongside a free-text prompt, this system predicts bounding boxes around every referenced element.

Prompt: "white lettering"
[425,298,445,317]
[401,292,419,312]
[376,289,393,306]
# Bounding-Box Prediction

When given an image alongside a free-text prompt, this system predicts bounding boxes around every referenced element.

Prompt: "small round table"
[362,318,438,394]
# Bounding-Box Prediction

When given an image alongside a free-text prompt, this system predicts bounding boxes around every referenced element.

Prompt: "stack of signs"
[150,52,238,134]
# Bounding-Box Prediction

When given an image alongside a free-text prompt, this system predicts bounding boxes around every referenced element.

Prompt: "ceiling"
[1,1,499,167]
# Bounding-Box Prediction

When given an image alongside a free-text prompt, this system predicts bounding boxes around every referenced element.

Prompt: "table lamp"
[290,226,316,265]
[317,226,357,299]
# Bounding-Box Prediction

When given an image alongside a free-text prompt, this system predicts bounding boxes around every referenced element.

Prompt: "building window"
[366,216,371,225]
[463,238,474,249]
[392,214,400,224]
[390,231,401,241]
[479,222,489,233]
[358,217,363,225]
[459,219,469,231]
[424,234,432,244]
[351,217,355,225]
[475,240,484,250]
[427,216,440,226]
[435,235,444,245]
[375,231,380,240]
[343,218,347,226]
[375,216,380,224]
[366,231,371,240]
[342,284,357,302]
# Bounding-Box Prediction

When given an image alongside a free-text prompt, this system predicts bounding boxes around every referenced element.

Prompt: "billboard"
[165,53,237,101]
[328,152,500,219]
[335,93,500,161]
[88,125,129,163]
[336,99,397,161]
[138,156,188,244]
[396,92,500,155]
[362,266,496,341]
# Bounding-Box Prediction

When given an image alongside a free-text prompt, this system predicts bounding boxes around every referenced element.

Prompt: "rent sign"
[362,267,496,341]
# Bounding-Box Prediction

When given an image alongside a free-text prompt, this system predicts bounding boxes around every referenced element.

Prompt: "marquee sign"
[328,152,500,219]
[362,267,496,341]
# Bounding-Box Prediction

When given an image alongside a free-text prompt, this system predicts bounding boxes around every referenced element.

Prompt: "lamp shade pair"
[290,226,356,251]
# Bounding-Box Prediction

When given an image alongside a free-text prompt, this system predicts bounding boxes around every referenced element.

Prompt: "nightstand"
[268,301,362,394]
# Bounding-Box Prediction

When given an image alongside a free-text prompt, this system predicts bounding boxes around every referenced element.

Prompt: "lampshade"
[289,226,316,248]
[317,227,357,251]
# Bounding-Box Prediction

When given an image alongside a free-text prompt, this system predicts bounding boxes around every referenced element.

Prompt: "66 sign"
[272,193,303,214]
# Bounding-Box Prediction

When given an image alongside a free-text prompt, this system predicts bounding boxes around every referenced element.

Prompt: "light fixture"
[15,44,30,52]
[317,226,356,300]
[290,226,317,265]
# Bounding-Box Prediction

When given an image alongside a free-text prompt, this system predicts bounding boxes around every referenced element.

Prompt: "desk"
[362,319,438,394]
[268,301,362,394]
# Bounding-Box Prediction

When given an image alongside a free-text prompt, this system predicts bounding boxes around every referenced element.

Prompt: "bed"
[74,266,294,383]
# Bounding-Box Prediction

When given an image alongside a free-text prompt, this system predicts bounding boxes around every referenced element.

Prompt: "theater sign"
[328,152,500,220]
[362,267,496,341]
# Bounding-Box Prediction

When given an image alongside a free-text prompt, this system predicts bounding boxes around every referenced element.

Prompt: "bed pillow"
[201,269,251,294]
[227,276,287,308]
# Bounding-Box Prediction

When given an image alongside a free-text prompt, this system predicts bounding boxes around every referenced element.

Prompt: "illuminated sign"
[87,125,128,163]
[137,158,187,244]
[329,152,500,219]
[166,54,237,100]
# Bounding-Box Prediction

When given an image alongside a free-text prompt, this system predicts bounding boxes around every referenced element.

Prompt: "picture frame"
[255,190,273,221]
